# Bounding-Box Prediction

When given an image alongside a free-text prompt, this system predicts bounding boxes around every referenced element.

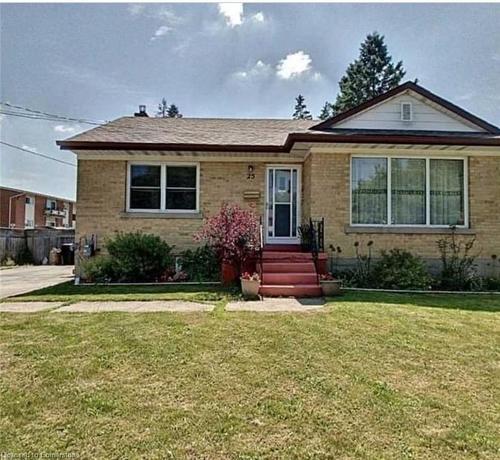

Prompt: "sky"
[1,2,500,201]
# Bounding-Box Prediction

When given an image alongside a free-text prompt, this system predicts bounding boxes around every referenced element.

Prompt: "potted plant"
[241,272,261,299]
[320,272,342,296]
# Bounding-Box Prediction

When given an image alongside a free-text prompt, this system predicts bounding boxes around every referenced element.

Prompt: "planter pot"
[221,262,238,285]
[320,280,342,296]
[241,278,260,299]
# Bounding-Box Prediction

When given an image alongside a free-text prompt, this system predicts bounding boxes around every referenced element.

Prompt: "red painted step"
[262,251,313,262]
[263,272,318,285]
[263,244,302,252]
[259,284,322,297]
[262,262,316,273]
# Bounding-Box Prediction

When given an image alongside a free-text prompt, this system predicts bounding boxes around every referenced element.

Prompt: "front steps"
[258,245,323,297]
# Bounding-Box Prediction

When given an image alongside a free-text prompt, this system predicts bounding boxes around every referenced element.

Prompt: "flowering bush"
[195,203,260,270]
[241,272,260,281]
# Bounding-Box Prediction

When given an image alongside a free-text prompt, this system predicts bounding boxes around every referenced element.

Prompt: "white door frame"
[265,165,301,244]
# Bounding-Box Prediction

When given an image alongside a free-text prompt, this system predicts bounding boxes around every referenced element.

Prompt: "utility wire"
[0,140,77,167]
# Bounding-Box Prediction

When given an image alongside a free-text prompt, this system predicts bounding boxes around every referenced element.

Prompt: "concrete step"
[259,284,323,298]
[263,272,318,285]
[262,251,313,262]
[262,262,316,273]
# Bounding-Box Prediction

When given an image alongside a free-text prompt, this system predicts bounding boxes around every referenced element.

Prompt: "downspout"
[8,192,25,228]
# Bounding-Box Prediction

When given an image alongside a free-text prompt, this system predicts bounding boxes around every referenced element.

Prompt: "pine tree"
[319,101,333,120]
[167,104,182,118]
[332,32,406,115]
[292,94,312,120]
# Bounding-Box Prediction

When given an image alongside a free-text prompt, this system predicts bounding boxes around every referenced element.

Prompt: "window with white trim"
[128,163,199,212]
[351,157,466,227]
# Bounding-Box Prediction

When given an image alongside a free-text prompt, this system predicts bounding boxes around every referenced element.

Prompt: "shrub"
[180,245,219,282]
[436,230,479,291]
[346,241,374,288]
[81,256,118,283]
[482,277,500,292]
[372,249,432,290]
[195,203,259,271]
[15,243,34,265]
[105,232,174,282]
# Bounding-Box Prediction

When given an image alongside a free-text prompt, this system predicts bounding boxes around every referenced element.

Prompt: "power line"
[0,140,77,167]
[0,102,105,126]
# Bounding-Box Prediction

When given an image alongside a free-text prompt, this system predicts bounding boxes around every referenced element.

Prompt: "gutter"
[8,192,25,228]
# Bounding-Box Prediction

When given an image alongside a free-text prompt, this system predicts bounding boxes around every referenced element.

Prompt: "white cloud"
[54,124,78,133]
[151,25,172,41]
[127,4,145,16]
[276,51,313,80]
[251,12,265,23]
[218,3,243,27]
[232,60,272,80]
[492,53,500,62]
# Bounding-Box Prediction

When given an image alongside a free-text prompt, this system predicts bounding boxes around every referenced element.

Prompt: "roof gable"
[312,82,500,134]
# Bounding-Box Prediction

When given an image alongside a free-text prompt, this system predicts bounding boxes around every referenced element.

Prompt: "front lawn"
[1,292,499,458]
[3,281,237,304]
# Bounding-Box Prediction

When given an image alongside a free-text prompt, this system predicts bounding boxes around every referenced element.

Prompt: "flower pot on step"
[320,280,342,296]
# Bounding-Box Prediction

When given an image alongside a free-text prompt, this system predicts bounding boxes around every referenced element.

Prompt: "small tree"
[292,94,312,120]
[167,104,182,118]
[157,98,168,118]
[194,203,259,272]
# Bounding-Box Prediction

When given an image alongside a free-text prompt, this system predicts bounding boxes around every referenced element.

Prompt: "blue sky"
[1,2,500,200]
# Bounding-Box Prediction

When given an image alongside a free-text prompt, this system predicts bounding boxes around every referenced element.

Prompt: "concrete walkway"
[226,297,326,312]
[54,301,214,313]
[0,301,64,313]
[0,265,74,299]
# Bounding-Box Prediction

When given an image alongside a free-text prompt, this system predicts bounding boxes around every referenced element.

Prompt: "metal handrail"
[258,216,264,283]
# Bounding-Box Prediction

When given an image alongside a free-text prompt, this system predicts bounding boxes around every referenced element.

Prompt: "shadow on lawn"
[330,291,500,313]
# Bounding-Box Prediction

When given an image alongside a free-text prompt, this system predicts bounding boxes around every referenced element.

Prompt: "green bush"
[180,245,219,282]
[372,249,432,290]
[81,256,118,283]
[482,277,500,292]
[15,244,34,265]
[105,232,174,282]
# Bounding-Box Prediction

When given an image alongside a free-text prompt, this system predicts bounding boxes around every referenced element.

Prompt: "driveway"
[0,265,74,299]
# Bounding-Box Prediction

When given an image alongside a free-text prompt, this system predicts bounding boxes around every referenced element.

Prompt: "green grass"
[1,292,499,458]
[4,281,238,305]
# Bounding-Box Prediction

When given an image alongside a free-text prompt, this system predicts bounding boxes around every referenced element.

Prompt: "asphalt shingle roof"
[65,117,317,146]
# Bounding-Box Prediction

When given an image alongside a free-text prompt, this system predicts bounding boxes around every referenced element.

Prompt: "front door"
[265,166,301,244]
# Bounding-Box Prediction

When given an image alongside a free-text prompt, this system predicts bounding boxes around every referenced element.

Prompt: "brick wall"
[76,160,266,253]
[306,152,500,270]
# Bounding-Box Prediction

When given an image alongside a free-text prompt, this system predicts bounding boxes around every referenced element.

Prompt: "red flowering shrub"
[195,202,259,269]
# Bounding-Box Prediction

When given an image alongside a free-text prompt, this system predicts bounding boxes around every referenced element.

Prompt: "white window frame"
[350,155,469,228]
[126,161,200,213]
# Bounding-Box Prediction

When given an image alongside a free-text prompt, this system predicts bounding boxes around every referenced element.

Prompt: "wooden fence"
[0,228,75,264]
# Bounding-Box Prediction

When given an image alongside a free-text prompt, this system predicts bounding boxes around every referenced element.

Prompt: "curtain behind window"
[430,159,464,225]
[352,158,387,224]
[391,158,426,225]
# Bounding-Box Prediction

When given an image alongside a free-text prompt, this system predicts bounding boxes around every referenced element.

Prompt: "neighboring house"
[0,187,76,229]
[58,82,500,291]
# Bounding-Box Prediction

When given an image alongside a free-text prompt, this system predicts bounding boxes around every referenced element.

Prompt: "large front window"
[351,157,466,227]
[128,163,198,212]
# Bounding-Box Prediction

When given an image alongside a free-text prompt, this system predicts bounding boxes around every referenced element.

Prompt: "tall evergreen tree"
[292,94,312,120]
[332,32,406,115]
[167,104,182,118]
[318,101,333,120]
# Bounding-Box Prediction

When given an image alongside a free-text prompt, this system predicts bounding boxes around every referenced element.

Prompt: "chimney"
[134,105,148,117]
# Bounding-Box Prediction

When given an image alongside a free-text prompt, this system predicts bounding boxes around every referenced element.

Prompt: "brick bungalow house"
[58,82,500,294]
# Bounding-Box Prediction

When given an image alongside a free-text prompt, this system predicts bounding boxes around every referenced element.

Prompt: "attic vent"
[401,102,413,122]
